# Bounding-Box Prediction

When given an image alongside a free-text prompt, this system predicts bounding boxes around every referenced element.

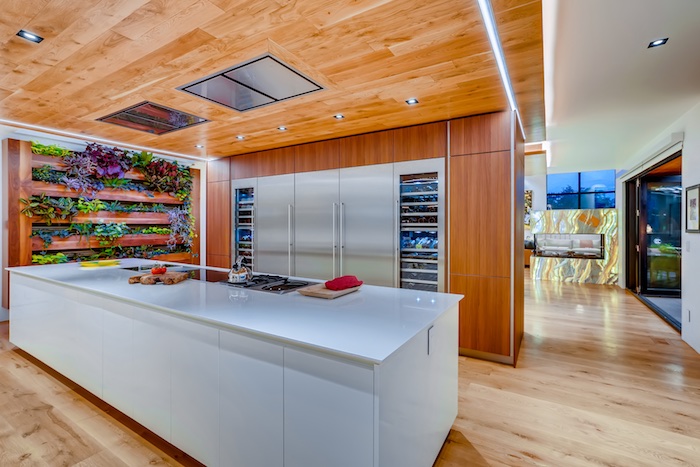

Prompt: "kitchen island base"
[9,265,458,467]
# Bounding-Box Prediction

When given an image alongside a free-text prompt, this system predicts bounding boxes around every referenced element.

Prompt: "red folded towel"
[325,275,363,291]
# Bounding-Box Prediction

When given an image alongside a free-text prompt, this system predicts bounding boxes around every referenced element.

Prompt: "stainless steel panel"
[339,164,395,287]
[294,170,339,280]
[184,76,273,111]
[224,56,322,100]
[256,174,295,275]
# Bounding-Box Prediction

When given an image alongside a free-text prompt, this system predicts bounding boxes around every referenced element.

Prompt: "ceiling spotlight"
[405,98,419,105]
[16,29,44,43]
[648,38,668,48]
[195,144,204,148]
[278,126,287,131]
[334,114,345,120]
[236,135,245,140]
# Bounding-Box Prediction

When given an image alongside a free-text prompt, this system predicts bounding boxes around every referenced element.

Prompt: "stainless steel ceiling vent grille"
[178,54,324,112]
[97,101,208,135]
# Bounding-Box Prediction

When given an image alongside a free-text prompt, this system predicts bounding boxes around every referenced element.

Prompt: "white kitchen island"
[7,259,462,467]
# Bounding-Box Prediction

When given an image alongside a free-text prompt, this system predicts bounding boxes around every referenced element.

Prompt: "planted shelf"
[48,211,170,225]
[32,154,147,181]
[31,234,180,251]
[32,181,183,204]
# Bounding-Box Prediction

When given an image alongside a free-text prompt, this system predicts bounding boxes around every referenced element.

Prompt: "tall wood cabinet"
[448,111,524,365]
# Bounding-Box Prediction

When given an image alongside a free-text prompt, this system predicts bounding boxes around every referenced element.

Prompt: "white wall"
[621,99,700,353]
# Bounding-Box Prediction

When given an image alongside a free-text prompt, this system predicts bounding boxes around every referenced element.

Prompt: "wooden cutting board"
[128,272,189,285]
[297,283,361,299]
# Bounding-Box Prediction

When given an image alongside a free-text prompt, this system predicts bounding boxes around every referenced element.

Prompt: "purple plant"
[84,143,133,180]
[61,151,101,194]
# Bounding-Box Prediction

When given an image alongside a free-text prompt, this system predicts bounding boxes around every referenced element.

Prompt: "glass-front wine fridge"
[396,159,445,292]
[232,179,256,270]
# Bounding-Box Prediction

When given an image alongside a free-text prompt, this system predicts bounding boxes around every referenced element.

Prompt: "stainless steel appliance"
[338,163,395,286]
[294,169,339,280]
[231,178,257,270]
[395,159,445,292]
[256,174,295,276]
[219,274,316,294]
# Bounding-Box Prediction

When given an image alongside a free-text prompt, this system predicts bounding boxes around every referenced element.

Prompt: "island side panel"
[283,347,375,467]
[375,304,459,467]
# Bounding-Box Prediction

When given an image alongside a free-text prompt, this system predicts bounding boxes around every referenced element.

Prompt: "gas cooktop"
[219,274,317,294]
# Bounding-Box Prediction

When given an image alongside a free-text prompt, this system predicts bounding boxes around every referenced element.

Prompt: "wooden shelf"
[31,234,179,251]
[31,181,183,204]
[152,252,193,263]
[47,211,170,225]
[32,153,147,181]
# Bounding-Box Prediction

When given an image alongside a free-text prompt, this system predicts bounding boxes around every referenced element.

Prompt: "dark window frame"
[546,171,616,210]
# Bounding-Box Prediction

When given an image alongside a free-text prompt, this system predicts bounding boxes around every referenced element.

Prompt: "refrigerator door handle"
[287,204,293,276]
[332,202,338,278]
[339,202,345,276]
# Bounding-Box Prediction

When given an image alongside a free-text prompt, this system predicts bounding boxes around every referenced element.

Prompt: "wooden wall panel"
[339,131,393,168]
[231,148,295,179]
[206,181,231,258]
[294,140,340,173]
[393,122,447,162]
[230,152,259,180]
[450,112,511,156]
[513,115,525,365]
[255,147,295,177]
[190,168,202,265]
[206,254,230,282]
[207,158,230,182]
[449,151,511,278]
[451,274,511,356]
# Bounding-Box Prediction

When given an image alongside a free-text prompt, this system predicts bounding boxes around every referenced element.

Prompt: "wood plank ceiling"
[0,0,544,159]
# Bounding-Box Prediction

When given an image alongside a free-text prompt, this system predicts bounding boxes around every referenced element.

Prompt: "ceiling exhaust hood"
[178,54,324,112]
[97,101,208,135]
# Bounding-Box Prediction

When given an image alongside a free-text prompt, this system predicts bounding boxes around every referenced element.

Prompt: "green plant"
[131,151,154,169]
[32,252,69,264]
[31,141,72,157]
[93,222,130,246]
[76,197,106,214]
[32,165,65,184]
[135,226,171,235]
[20,194,77,225]
[30,228,74,248]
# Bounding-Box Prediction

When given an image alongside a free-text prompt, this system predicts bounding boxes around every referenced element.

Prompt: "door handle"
[287,204,293,276]
[332,203,338,278]
[339,202,345,276]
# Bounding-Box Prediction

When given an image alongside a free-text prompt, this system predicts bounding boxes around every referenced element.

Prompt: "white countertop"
[8,259,462,364]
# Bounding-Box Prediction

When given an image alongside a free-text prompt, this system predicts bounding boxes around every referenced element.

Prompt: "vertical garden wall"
[2,138,201,307]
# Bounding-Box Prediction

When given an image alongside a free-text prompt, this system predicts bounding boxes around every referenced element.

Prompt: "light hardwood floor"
[1,278,699,466]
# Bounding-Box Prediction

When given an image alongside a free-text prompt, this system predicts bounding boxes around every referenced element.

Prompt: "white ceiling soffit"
[544,0,700,172]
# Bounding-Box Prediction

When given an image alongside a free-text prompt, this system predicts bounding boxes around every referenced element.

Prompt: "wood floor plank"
[1,276,700,466]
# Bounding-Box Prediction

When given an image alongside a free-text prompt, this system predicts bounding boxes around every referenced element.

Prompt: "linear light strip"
[476,0,526,140]
[0,118,211,162]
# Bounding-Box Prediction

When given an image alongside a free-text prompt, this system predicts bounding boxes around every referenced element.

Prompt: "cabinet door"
[102,301,134,418]
[171,318,220,467]
[294,169,340,280]
[284,348,374,467]
[131,310,173,441]
[256,174,295,276]
[220,330,283,467]
[339,163,395,286]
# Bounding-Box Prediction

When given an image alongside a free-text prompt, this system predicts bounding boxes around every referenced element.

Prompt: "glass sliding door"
[641,177,682,294]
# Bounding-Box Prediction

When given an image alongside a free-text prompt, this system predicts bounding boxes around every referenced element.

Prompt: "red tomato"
[151,266,167,275]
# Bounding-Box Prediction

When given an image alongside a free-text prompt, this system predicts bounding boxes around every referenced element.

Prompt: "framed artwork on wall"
[687,184,700,232]
[524,190,533,228]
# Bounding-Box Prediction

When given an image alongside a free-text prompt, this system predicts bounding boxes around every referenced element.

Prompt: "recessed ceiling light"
[648,38,668,48]
[405,98,419,105]
[278,126,287,131]
[16,29,44,43]
[195,144,204,148]
[334,114,345,120]
[236,135,245,140]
